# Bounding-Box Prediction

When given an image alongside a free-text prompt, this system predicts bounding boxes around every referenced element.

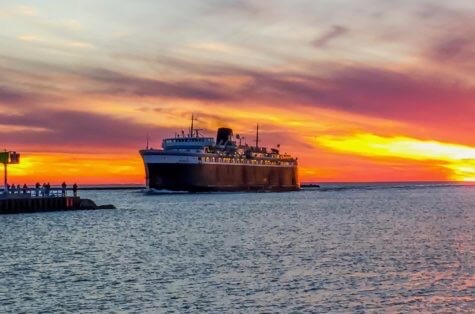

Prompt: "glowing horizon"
[2,1,475,184]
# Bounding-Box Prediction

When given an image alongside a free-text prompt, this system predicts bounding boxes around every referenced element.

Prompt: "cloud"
[410,3,475,72]
[432,37,472,61]
[0,86,58,107]
[427,35,475,72]
[3,50,475,129]
[4,52,475,148]
[0,110,170,152]
[309,66,475,135]
[312,25,348,48]
[81,68,232,101]
[0,86,33,104]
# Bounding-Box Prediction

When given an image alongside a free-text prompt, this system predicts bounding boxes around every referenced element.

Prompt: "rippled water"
[0,184,474,312]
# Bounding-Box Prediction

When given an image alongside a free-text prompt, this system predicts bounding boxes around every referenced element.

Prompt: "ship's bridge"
[162,137,215,151]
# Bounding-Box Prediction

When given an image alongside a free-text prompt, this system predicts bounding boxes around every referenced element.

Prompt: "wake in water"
[142,188,190,195]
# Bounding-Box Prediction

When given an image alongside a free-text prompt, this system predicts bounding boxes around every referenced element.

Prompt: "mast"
[255,123,259,148]
[190,114,194,137]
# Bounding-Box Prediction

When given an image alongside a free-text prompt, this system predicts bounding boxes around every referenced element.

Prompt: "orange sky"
[2,1,475,184]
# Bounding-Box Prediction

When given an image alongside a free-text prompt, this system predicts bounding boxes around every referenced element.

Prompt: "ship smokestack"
[216,128,233,145]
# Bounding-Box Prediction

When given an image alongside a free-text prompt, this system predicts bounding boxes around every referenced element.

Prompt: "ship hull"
[143,162,299,192]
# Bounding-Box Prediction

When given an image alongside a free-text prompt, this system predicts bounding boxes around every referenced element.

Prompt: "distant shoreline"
[64,181,475,190]
[2,181,473,192]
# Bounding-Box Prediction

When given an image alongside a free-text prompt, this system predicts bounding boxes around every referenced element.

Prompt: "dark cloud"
[0,87,33,105]
[82,68,231,101]
[0,86,58,107]
[0,110,170,151]
[432,37,471,61]
[243,66,475,133]
[428,36,475,71]
[315,67,475,121]
[312,25,348,48]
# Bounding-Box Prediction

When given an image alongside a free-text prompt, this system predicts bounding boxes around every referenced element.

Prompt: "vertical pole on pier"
[3,162,6,195]
[1,151,20,194]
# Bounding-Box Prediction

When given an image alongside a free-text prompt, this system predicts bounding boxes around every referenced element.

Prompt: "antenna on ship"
[146,133,150,149]
[189,114,198,138]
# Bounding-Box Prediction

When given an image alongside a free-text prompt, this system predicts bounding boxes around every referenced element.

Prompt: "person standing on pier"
[22,184,28,195]
[11,183,15,194]
[61,182,67,197]
[46,183,51,197]
[35,182,40,197]
[73,183,78,197]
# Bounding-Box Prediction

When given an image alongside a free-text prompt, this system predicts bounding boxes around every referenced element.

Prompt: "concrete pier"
[0,196,114,215]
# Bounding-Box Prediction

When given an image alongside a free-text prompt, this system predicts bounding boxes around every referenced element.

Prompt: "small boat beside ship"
[139,116,299,192]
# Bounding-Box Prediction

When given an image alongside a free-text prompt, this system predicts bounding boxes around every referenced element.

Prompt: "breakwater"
[0,196,115,215]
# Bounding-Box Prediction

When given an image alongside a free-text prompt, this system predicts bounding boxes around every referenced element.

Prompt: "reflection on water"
[0,185,473,312]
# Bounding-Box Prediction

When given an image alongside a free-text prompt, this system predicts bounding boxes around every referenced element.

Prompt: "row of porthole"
[165,138,213,143]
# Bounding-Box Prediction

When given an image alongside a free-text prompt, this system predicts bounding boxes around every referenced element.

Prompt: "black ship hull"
[144,163,300,192]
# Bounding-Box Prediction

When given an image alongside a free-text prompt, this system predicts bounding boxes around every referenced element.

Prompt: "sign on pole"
[9,152,20,164]
[0,152,8,164]
[0,151,20,164]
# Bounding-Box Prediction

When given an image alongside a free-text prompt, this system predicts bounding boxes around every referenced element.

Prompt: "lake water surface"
[0,184,474,312]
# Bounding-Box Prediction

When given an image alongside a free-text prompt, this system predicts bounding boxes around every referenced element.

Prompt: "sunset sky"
[1,0,475,184]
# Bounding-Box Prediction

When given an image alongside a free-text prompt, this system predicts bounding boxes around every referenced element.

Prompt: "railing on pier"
[1,188,78,198]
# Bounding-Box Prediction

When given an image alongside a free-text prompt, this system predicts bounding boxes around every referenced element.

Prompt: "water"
[0,184,473,312]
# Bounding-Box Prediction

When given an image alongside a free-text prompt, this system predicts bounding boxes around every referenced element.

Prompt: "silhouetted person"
[46,182,51,197]
[6,183,10,194]
[61,182,67,197]
[17,184,21,194]
[35,182,40,197]
[10,183,15,194]
[72,183,78,197]
[22,184,28,194]
[41,183,46,197]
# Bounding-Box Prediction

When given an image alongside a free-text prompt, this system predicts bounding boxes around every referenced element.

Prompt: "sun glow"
[6,153,144,185]
[317,133,475,181]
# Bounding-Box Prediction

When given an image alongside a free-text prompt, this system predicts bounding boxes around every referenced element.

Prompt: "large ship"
[139,116,299,192]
